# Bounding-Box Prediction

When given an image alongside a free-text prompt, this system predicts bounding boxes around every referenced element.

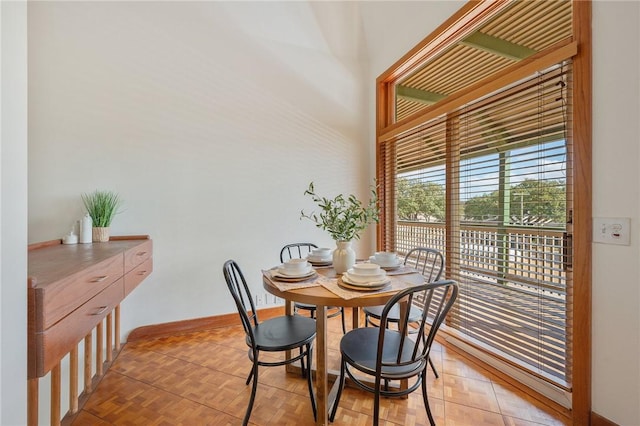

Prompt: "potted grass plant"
[81,190,122,242]
[300,182,379,273]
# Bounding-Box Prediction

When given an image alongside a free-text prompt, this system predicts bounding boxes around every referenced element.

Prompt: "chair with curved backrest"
[364,247,444,377]
[223,260,317,425]
[329,280,458,426]
[280,243,346,334]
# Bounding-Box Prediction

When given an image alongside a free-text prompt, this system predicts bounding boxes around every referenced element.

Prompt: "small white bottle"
[79,213,93,244]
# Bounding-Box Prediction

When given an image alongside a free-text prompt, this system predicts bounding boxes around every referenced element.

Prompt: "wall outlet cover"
[593,217,631,245]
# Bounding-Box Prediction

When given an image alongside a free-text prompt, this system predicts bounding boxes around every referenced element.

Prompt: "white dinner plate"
[307,256,332,266]
[307,255,332,262]
[338,279,390,292]
[341,273,391,288]
[275,267,315,278]
[345,268,387,283]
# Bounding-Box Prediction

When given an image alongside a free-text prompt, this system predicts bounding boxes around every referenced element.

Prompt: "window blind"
[451,63,572,387]
[383,62,573,388]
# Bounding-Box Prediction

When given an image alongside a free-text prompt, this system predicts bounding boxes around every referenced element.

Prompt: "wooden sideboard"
[27,235,153,426]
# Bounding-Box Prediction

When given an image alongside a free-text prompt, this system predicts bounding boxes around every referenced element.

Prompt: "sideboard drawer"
[37,254,124,331]
[35,278,124,377]
[124,239,152,273]
[124,258,153,297]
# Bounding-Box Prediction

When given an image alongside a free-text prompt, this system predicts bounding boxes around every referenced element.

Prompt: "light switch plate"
[593,217,631,245]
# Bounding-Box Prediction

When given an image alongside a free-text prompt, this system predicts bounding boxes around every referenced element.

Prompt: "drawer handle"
[136,251,147,256]
[137,270,147,276]
[92,275,109,283]
[92,306,109,316]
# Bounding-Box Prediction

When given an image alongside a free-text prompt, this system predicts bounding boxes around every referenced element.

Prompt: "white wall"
[28,1,372,332]
[26,2,374,422]
[8,1,640,425]
[1,1,29,425]
[591,1,640,425]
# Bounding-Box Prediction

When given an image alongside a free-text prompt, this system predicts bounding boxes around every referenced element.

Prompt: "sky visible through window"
[399,140,567,202]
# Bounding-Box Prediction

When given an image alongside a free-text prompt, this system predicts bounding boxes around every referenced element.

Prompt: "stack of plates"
[272,265,317,282]
[368,255,402,270]
[307,255,332,267]
[340,263,390,291]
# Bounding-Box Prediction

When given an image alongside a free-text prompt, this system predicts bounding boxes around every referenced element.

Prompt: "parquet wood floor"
[72,311,571,426]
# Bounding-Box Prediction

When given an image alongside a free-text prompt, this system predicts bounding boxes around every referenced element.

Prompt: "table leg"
[316,304,328,425]
[351,307,360,329]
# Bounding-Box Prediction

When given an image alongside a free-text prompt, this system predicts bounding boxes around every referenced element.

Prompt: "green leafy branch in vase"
[300,182,379,241]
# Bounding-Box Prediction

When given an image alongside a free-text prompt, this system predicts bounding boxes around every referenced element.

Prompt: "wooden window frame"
[375,1,591,424]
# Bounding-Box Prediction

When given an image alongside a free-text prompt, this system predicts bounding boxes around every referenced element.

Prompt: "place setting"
[368,251,419,276]
[306,247,333,267]
[338,262,391,292]
[264,258,326,292]
[269,258,317,282]
[368,251,402,270]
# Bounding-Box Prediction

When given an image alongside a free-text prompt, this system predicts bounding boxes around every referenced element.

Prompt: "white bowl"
[352,263,382,276]
[278,265,313,276]
[374,251,397,263]
[283,258,310,273]
[344,272,386,284]
[369,255,400,268]
[311,247,332,258]
[345,269,386,283]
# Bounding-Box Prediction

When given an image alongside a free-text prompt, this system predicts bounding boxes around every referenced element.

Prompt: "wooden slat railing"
[395,221,569,383]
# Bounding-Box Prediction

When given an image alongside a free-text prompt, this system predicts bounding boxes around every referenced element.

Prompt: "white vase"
[333,240,356,274]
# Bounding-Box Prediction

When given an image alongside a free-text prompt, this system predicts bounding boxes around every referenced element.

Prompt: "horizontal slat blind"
[452,62,573,386]
[387,62,573,387]
[391,117,447,257]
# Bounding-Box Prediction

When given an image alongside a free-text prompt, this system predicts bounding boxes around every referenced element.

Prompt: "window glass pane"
[388,62,573,387]
[453,63,572,386]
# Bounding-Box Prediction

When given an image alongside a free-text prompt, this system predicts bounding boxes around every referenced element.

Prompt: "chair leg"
[340,308,346,334]
[428,356,439,378]
[421,370,436,426]
[245,368,253,385]
[243,362,259,426]
[305,343,317,421]
[299,346,306,378]
[373,376,381,426]
[328,359,346,422]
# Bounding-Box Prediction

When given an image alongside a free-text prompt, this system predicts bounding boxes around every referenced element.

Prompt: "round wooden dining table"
[263,266,425,426]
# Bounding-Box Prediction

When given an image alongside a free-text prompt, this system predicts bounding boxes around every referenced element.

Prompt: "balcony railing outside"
[396,221,569,384]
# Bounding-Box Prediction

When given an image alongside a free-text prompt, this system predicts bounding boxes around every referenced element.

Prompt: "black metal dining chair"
[329,280,458,426]
[364,247,444,377]
[223,259,317,425]
[280,243,346,334]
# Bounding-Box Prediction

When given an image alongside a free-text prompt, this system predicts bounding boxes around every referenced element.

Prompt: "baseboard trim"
[126,306,285,342]
[591,412,619,426]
